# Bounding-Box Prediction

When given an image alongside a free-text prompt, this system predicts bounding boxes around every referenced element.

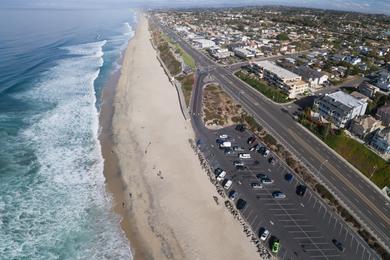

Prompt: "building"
[293,66,328,89]
[371,127,390,154]
[358,82,379,98]
[350,91,369,102]
[233,47,255,59]
[349,116,382,140]
[192,39,215,49]
[253,61,309,98]
[374,71,390,91]
[376,104,390,126]
[208,47,233,59]
[314,91,368,128]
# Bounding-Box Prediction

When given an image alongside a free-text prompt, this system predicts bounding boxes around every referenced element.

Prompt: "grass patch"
[177,73,194,107]
[235,70,290,103]
[158,43,181,76]
[299,112,390,188]
[323,133,390,188]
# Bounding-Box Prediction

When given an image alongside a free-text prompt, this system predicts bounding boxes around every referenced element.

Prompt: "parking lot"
[198,126,378,260]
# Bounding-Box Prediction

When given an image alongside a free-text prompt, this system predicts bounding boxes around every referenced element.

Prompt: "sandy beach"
[109,14,259,260]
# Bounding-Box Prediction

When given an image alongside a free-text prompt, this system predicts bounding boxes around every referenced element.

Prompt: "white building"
[233,47,255,59]
[253,61,309,99]
[314,91,368,128]
[208,47,233,59]
[192,39,215,49]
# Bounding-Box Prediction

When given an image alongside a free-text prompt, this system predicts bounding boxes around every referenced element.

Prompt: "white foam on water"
[1,40,132,259]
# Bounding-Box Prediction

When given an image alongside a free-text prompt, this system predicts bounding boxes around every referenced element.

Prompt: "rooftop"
[326,90,366,108]
[255,60,300,80]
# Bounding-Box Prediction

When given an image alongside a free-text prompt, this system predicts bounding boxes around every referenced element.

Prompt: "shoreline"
[98,19,147,259]
[102,13,260,260]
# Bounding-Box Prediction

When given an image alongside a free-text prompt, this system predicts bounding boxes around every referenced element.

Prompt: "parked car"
[233,146,244,152]
[284,173,294,183]
[272,191,286,199]
[235,124,246,132]
[219,134,228,139]
[271,239,281,254]
[233,161,244,167]
[332,239,344,252]
[251,182,263,189]
[256,173,267,180]
[216,171,226,182]
[228,190,238,201]
[261,177,274,185]
[296,185,307,196]
[268,157,276,165]
[236,165,247,170]
[262,149,270,157]
[224,180,233,190]
[247,136,256,144]
[259,228,270,241]
[236,198,247,210]
[214,168,223,176]
[224,148,234,155]
[239,153,251,159]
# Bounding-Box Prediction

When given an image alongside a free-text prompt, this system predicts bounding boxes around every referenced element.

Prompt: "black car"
[235,124,246,132]
[247,136,256,144]
[214,168,223,176]
[332,239,344,252]
[236,165,248,170]
[296,185,307,196]
[256,173,267,180]
[285,173,293,182]
[236,198,247,210]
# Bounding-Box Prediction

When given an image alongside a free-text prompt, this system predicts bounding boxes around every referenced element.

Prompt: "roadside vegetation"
[298,109,390,188]
[202,84,244,127]
[176,73,194,107]
[235,70,290,103]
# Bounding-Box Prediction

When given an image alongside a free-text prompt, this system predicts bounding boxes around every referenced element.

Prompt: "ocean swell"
[0,40,132,259]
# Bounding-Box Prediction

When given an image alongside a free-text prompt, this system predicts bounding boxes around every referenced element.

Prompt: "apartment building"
[314,91,368,128]
[253,60,309,98]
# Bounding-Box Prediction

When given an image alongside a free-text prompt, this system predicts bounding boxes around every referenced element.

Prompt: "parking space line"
[284,224,314,228]
[305,248,336,252]
[294,237,324,240]
[332,219,338,231]
[344,230,349,242]
[289,230,318,233]
[250,215,258,226]
[356,243,360,255]
[361,248,366,260]
[275,213,303,216]
[310,255,340,258]
[317,204,323,214]
[350,237,355,247]
[313,200,317,208]
[280,219,308,222]
[328,215,333,225]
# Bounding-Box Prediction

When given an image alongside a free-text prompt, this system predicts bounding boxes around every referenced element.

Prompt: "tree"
[276,33,290,41]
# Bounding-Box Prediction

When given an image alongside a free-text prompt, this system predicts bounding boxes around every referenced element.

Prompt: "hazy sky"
[1,0,390,15]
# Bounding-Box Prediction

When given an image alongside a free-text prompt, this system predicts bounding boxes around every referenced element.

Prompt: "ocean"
[0,8,135,259]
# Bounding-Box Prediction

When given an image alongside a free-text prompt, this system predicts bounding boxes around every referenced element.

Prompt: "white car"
[263,150,270,157]
[260,229,270,241]
[216,171,226,181]
[239,153,251,159]
[219,134,228,139]
[224,180,233,190]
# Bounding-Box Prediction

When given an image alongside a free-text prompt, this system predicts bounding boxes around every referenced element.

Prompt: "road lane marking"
[287,128,390,226]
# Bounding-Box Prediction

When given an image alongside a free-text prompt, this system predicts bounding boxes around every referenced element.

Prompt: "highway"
[153,19,390,256]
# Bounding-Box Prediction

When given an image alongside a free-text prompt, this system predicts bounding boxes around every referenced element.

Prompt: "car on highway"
[259,228,270,241]
[271,239,280,254]
[239,153,251,159]
[251,182,263,189]
[219,134,228,139]
[284,173,294,183]
[268,157,276,165]
[224,180,233,190]
[228,190,238,201]
[296,184,307,196]
[247,136,256,144]
[272,191,286,199]
[216,171,226,182]
[332,239,345,252]
[261,177,274,185]
[236,198,247,210]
